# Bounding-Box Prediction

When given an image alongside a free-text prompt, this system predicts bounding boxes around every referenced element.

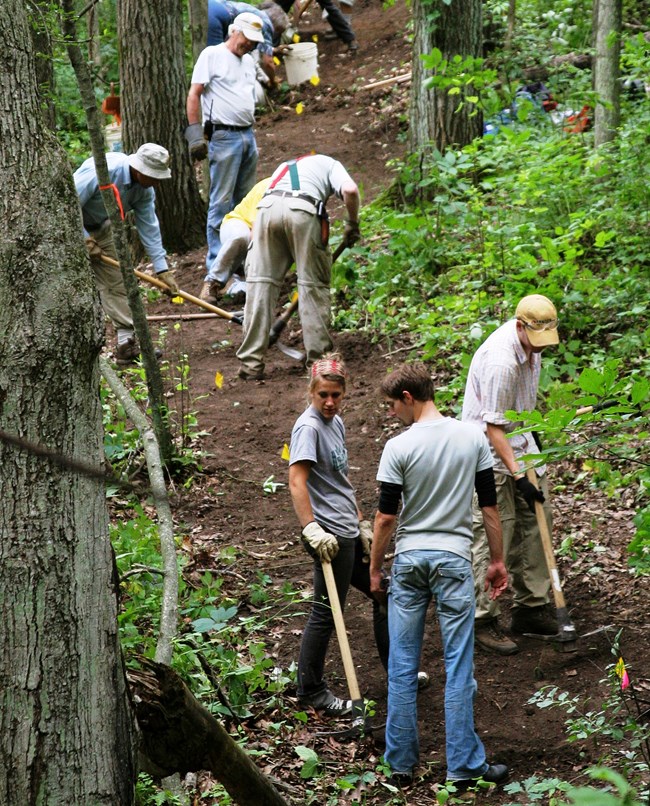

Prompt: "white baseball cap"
[128,143,171,180]
[230,12,265,43]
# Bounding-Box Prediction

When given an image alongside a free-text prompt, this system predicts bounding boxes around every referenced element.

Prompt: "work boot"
[115,338,140,366]
[450,763,509,792]
[347,38,359,54]
[298,689,352,716]
[238,366,265,381]
[388,771,413,788]
[199,280,222,306]
[475,619,519,655]
[511,605,558,636]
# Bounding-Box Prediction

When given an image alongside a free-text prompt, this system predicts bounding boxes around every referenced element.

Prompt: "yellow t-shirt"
[223,177,271,228]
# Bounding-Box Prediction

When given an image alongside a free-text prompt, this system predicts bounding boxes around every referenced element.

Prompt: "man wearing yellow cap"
[462,294,560,654]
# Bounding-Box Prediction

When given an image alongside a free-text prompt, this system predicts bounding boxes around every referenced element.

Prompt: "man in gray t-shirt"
[370,363,509,791]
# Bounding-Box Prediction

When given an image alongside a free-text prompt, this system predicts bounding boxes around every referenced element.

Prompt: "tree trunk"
[188,0,209,64]
[409,0,483,153]
[118,0,206,252]
[593,0,621,147]
[0,1,135,802]
[28,0,57,130]
[128,659,290,806]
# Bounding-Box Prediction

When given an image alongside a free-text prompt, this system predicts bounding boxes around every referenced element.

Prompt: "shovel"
[525,468,579,652]
[98,254,304,361]
[320,561,370,735]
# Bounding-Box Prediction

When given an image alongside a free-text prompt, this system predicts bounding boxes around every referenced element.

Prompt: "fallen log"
[360,72,411,91]
[128,658,289,806]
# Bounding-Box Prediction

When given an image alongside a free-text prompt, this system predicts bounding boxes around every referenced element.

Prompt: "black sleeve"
[475,467,497,508]
[378,481,403,515]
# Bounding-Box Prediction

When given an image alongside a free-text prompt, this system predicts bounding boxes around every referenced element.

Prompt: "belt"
[212,123,252,132]
[265,189,320,208]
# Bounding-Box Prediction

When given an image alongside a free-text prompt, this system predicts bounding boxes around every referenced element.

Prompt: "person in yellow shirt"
[200,176,271,305]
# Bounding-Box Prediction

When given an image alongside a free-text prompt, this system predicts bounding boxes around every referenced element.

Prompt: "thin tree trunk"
[0,1,135,801]
[118,0,206,252]
[594,0,622,146]
[188,0,209,63]
[61,0,175,466]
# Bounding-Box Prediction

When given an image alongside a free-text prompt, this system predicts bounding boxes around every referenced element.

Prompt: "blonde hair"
[309,352,346,392]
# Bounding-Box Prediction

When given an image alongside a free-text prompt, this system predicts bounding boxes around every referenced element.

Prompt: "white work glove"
[157,269,179,295]
[185,123,208,162]
[302,522,339,562]
[358,519,373,562]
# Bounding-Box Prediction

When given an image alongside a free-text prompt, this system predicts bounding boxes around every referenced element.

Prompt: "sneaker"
[417,671,430,690]
[299,689,352,716]
[511,605,558,636]
[450,763,509,792]
[199,280,222,305]
[475,620,519,655]
[388,771,413,788]
[238,367,265,381]
[115,338,140,366]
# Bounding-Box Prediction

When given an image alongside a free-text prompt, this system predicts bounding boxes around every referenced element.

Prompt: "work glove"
[185,123,207,162]
[342,219,360,248]
[358,519,373,562]
[302,521,339,562]
[515,476,545,514]
[85,237,102,259]
[157,269,179,295]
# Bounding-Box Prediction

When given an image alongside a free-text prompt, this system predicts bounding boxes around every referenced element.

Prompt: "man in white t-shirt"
[185,12,261,269]
[235,153,361,380]
[369,362,509,791]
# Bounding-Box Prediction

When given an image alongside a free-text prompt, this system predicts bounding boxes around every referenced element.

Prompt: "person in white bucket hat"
[186,13,260,271]
[74,143,176,364]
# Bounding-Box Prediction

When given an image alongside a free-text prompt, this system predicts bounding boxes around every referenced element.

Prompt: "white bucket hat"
[229,11,265,43]
[128,143,171,180]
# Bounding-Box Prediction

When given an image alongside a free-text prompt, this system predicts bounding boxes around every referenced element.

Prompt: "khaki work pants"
[89,223,133,332]
[472,472,552,621]
[237,196,333,374]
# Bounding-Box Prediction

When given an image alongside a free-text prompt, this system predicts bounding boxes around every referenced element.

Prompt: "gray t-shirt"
[377,417,493,560]
[290,406,359,539]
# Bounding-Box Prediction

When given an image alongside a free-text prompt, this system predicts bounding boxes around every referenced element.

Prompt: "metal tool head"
[274,340,305,362]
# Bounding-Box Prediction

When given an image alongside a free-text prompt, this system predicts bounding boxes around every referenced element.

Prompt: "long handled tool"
[525,468,579,652]
[321,562,368,733]
[99,254,304,361]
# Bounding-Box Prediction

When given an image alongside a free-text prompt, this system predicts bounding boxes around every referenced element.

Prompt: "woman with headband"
[288,353,389,716]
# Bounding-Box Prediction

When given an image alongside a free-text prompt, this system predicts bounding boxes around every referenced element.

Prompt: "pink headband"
[311,358,345,379]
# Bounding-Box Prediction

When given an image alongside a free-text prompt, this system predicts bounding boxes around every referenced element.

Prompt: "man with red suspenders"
[236,153,360,380]
[74,143,177,364]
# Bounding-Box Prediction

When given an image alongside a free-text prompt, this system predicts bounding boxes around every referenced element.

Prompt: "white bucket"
[284,42,319,86]
[104,123,122,152]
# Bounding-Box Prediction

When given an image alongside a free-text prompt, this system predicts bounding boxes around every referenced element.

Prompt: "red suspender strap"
[99,183,125,221]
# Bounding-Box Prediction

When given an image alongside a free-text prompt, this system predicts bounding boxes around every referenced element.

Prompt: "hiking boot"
[450,763,509,793]
[475,620,519,655]
[299,689,352,716]
[115,338,140,366]
[511,605,558,636]
[199,280,222,306]
[388,771,413,788]
[238,367,265,381]
[347,39,359,54]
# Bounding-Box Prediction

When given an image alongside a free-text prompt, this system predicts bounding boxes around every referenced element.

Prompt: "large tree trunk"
[28,0,57,130]
[0,1,135,803]
[593,0,622,147]
[118,0,206,252]
[410,0,483,152]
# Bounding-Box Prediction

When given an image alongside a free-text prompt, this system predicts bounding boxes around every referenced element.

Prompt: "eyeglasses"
[518,317,558,332]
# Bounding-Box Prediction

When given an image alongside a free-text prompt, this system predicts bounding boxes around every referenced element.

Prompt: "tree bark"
[593,0,622,147]
[28,0,58,130]
[128,660,290,806]
[0,1,135,802]
[409,0,483,153]
[118,0,206,252]
[188,0,209,64]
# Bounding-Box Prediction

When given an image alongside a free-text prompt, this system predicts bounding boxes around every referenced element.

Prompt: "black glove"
[532,431,542,451]
[185,123,207,162]
[515,476,545,514]
[342,219,360,248]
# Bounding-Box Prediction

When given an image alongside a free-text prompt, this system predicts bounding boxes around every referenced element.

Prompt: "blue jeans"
[386,550,488,781]
[207,128,258,267]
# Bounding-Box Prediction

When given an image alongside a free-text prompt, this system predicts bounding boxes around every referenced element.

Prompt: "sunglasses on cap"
[518,317,559,332]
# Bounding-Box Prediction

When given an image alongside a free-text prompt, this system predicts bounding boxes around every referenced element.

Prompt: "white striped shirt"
[461,319,543,476]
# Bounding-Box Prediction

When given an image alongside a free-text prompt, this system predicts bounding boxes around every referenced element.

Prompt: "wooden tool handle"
[321,562,362,701]
[525,468,566,609]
